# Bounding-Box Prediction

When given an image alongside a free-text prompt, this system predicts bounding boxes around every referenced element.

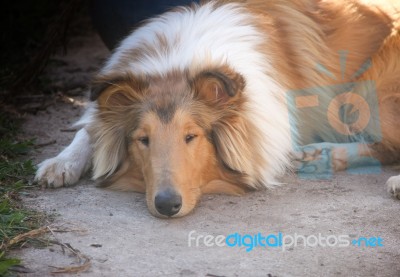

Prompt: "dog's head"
[89,65,263,217]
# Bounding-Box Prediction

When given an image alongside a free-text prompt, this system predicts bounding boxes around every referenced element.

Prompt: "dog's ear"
[90,73,148,108]
[193,67,264,187]
[193,66,246,105]
[88,73,147,181]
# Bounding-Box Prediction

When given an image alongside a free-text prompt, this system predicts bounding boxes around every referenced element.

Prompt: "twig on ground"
[59,128,77,132]
[2,226,49,250]
[46,226,91,274]
[34,140,57,148]
[1,224,90,275]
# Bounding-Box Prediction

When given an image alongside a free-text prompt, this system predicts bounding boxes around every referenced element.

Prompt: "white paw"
[35,157,83,188]
[386,175,400,200]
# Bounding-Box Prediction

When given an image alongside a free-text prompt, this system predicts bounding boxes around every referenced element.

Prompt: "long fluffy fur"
[89,1,293,188]
[34,0,400,213]
[83,0,400,187]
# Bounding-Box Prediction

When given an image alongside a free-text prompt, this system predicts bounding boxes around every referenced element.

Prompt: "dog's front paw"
[386,175,400,200]
[35,157,83,188]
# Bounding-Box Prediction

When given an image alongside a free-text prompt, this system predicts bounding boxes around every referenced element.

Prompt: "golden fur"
[89,0,400,217]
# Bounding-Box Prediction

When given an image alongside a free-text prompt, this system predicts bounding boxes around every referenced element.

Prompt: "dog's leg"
[369,143,400,201]
[292,142,382,177]
[354,31,400,199]
[35,128,92,188]
[386,176,400,200]
[293,142,400,200]
[377,94,400,200]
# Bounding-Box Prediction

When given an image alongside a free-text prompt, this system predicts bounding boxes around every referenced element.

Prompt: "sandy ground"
[15,20,400,277]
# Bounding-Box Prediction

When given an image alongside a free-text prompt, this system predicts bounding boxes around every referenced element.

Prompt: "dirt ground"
[15,17,400,277]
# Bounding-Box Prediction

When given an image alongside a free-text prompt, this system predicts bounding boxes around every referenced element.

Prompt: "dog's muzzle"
[154,188,182,217]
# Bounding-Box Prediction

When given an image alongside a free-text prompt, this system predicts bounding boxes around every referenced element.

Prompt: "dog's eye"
[138,136,149,147]
[185,134,197,144]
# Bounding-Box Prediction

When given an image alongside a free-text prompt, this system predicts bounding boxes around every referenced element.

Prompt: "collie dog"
[35,0,400,217]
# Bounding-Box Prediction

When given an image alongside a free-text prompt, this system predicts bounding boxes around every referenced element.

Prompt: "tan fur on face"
[89,66,256,217]
[132,110,220,217]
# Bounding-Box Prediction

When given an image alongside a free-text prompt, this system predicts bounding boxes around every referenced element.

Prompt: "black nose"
[154,189,182,217]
